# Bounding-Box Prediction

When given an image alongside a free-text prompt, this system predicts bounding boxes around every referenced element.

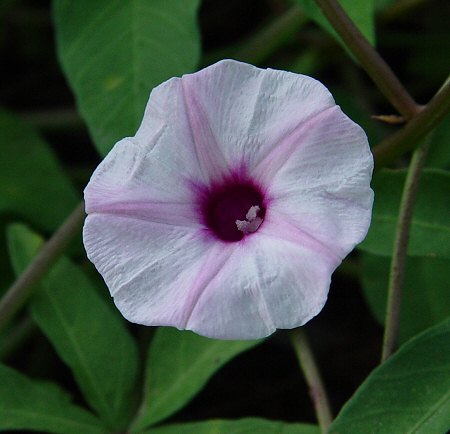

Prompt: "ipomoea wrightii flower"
[83,60,373,340]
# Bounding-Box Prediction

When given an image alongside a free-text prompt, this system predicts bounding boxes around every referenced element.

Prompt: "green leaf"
[0,216,15,293]
[329,318,450,434]
[360,252,450,343]
[295,0,375,47]
[7,223,139,430]
[426,115,450,170]
[288,49,321,76]
[359,169,450,258]
[53,0,201,155]
[0,109,79,231]
[0,363,106,434]
[133,327,262,431]
[374,0,396,10]
[145,418,319,434]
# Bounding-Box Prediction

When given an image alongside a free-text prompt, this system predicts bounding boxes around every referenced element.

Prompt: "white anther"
[236,205,263,234]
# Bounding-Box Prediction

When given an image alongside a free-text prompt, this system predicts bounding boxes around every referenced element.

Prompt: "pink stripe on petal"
[181,242,238,327]
[135,78,218,185]
[83,60,374,339]
[84,214,215,329]
[253,236,335,330]
[260,211,342,264]
[185,259,277,340]
[90,201,201,228]
[181,77,229,181]
[185,232,336,339]
[251,105,339,181]
[178,60,336,175]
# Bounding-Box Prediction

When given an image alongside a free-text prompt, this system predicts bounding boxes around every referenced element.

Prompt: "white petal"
[135,75,228,183]
[83,214,225,328]
[84,212,339,340]
[84,138,201,228]
[257,106,374,258]
[178,59,336,172]
[83,59,374,340]
[186,229,340,340]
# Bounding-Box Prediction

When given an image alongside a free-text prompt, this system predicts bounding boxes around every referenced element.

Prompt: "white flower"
[83,59,373,340]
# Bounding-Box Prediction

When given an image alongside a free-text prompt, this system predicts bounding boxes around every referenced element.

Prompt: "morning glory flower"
[83,59,373,340]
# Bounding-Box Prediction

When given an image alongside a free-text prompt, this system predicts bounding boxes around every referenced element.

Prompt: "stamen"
[236,205,263,234]
[245,205,259,221]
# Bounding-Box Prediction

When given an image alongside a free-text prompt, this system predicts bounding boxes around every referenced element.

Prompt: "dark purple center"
[202,180,266,242]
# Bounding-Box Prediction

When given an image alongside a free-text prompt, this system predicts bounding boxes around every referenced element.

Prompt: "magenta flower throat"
[83,60,374,340]
[200,173,266,242]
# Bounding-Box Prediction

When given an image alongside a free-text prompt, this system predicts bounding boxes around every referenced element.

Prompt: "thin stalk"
[0,202,85,333]
[379,0,430,23]
[313,0,420,118]
[0,316,35,360]
[381,136,431,362]
[291,329,333,433]
[20,108,84,132]
[374,76,450,169]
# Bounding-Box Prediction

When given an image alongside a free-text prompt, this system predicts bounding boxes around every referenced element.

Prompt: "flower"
[83,59,373,340]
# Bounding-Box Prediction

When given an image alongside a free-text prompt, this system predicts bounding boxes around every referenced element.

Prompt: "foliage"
[329,318,450,434]
[53,0,201,156]
[359,169,450,258]
[133,328,262,430]
[0,110,79,232]
[8,224,139,429]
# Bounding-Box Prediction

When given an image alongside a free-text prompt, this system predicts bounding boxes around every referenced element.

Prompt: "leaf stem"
[20,108,84,132]
[379,0,430,23]
[313,0,420,118]
[373,76,450,169]
[0,201,85,333]
[0,316,35,360]
[381,136,431,362]
[290,329,333,433]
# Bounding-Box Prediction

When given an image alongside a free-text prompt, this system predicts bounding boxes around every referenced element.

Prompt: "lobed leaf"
[53,0,201,155]
[360,252,450,343]
[329,317,450,434]
[144,418,319,434]
[359,169,450,258]
[0,363,106,434]
[7,223,140,430]
[132,327,262,430]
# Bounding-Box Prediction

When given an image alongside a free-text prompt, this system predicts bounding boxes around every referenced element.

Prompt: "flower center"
[203,181,266,242]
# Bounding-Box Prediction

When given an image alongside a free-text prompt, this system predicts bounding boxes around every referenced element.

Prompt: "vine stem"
[0,316,35,359]
[373,76,450,169]
[0,201,85,333]
[291,329,333,433]
[379,0,430,22]
[381,136,431,362]
[20,108,84,132]
[313,0,450,170]
[313,0,420,118]
[1,2,448,341]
